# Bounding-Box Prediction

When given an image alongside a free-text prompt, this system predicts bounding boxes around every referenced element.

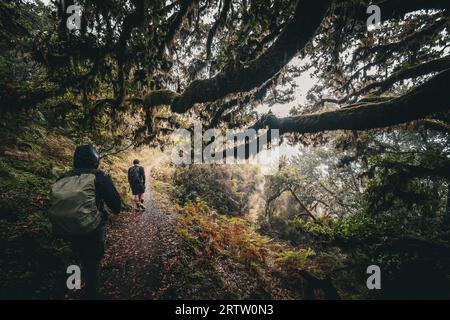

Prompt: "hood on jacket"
[73,145,100,169]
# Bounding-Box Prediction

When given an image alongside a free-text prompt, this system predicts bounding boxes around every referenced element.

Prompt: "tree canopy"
[1,0,449,145]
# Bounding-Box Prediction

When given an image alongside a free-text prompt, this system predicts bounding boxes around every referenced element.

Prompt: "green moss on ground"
[0,118,76,298]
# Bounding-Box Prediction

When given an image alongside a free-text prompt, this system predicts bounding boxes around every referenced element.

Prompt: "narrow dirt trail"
[100,158,172,299]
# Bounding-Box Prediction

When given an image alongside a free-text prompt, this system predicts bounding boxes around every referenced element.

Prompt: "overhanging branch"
[142,0,332,114]
[253,68,450,134]
[325,56,450,105]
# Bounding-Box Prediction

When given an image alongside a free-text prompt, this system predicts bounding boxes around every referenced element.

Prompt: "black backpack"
[129,166,141,184]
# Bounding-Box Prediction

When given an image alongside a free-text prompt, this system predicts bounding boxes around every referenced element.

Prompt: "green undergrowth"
[150,164,334,300]
[0,116,76,298]
[157,198,280,299]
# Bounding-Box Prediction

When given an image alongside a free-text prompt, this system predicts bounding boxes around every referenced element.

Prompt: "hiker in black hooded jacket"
[128,159,146,211]
[59,144,121,298]
[70,145,122,214]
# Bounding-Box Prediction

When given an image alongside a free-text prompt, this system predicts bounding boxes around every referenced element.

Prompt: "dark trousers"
[66,221,106,298]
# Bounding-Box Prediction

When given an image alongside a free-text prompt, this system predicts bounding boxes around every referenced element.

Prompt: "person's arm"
[127,168,131,184]
[140,166,146,185]
[95,172,122,214]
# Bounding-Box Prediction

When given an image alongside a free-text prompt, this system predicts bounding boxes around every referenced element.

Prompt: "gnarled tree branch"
[206,0,232,60]
[143,0,332,114]
[253,68,450,134]
[324,55,450,105]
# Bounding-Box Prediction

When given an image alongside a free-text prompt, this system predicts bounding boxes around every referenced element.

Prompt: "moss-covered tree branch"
[253,68,450,134]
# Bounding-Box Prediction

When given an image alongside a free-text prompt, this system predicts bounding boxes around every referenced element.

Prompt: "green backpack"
[49,173,101,235]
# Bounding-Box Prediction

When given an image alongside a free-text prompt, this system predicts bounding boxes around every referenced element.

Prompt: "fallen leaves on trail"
[99,180,173,300]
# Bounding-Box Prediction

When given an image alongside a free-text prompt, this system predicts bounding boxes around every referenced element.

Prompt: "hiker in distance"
[128,159,146,212]
[49,144,122,299]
